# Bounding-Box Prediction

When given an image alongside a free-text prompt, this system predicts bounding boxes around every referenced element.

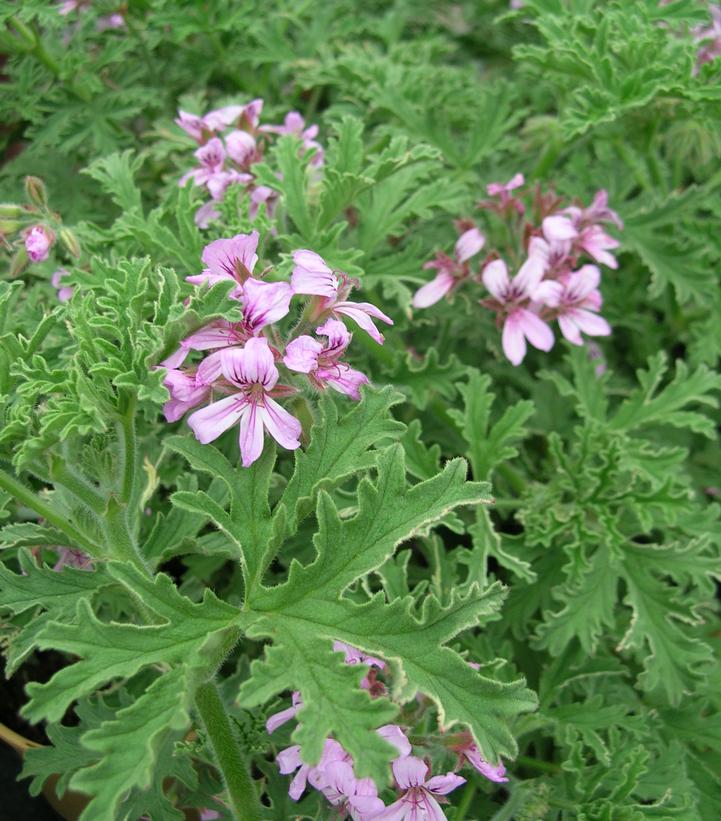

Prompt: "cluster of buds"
[413,174,622,366]
[1,176,80,278]
[176,100,323,228]
[160,231,392,466]
[265,644,507,819]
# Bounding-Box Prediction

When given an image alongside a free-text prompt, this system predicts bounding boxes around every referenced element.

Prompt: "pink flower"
[376,756,465,820]
[162,369,212,422]
[485,173,525,213]
[96,12,124,31]
[278,738,352,801]
[165,276,292,374]
[24,225,53,263]
[482,258,554,366]
[332,640,386,670]
[291,250,393,344]
[186,232,260,295]
[558,191,622,268]
[53,548,92,572]
[225,130,260,169]
[175,101,261,143]
[266,691,303,734]
[534,264,611,345]
[194,201,221,229]
[51,268,73,302]
[412,227,485,309]
[377,725,412,758]
[187,338,301,467]
[284,320,369,400]
[261,111,324,165]
[249,185,279,220]
[448,732,508,783]
[179,138,227,190]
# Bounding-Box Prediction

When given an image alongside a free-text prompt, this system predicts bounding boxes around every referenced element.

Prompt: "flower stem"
[194,681,261,821]
[453,782,477,820]
[118,392,138,509]
[0,467,100,556]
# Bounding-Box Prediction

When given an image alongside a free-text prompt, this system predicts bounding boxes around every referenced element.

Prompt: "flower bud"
[0,203,25,218]
[23,225,54,263]
[24,176,48,208]
[0,218,23,234]
[9,246,29,277]
[58,227,81,258]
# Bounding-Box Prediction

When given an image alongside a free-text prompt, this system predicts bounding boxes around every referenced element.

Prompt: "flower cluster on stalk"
[160,232,392,466]
[412,175,622,366]
[265,643,508,819]
[176,100,323,227]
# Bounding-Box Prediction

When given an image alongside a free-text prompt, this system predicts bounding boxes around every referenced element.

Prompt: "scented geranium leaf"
[166,437,275,595]
[399,418,442,481]
[536,548,619,655]
[466,507,536,584]
[609,353,721,436]
[0,521,70,549]
[276,387,405,540]
[0,556,113,675]
[619,549,715,704]
[23,563,239,723]
[262,445,488,606]
[540,345,610,423]
[384,348,468,410]
[82,149,144,213]
[70,668,191,821]
[449,369,534,481]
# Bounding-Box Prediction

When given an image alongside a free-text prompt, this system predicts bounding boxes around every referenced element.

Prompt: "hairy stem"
[194,681,261,821]
[104,498,149,574]
[118,392,139,510]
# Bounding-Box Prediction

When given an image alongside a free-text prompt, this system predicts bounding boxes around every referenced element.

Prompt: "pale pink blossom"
[277,738,351,801]
[291,250,393,343]
[534,264,611,345]
[24,225,53,263]
[179,138,227,190]
[164,276,292,374]
[558,190,622,268]
[377,725,412,758]
[448,732,508,783]
[162,369,212,423]
[284,320,369,400]
[225,130,260,169]
[186,232,259,295]
[249,185,279,220]
[412,227,485,308]
[51,268,73,302]
[266,691,303,734]
[482,258,554,366]
[175,102,260,143]
[333,640,386,670]
[194,201,221,228]
[53,548,92,572]
[187,338,301,467]
[376,756,465,820]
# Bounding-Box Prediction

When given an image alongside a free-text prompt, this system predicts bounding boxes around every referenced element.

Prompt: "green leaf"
[70,668,191,821]
[23,563,239,723]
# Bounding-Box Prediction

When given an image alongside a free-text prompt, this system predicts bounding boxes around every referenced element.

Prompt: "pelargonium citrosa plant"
[1,1,720,819]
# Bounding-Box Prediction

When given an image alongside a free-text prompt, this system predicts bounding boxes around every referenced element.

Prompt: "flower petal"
[392,755,428,789]
[517,308,555,352]
[258,397,302,452]
[377,725,412,758]
[291,250,339,297]
[482,259,510,300]
[425,772,466,795]
[502,313,527,366]
[454,227,485,263]
[187,395,247,444]
[238,403,265,467]
[284,335,323,373]
[333,302,392,345]
[570,308,611,337]
[412,271,455,309]
[243,278,293,333]
[543,214,578,242]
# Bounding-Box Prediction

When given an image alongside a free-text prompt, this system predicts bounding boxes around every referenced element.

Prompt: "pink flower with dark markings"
[225,130,261,169]
[25,225,53,263]
[291,250,393,344]
[534,264,611,345]
[186,231,260,296]
[179,138,228,190]
[481,257,554,366]
[376,756,465,820]
[448,731,508,783]
[187,338,301,466]
[163,273,292,374]
[284,319,369,400]
[412,227,485,309]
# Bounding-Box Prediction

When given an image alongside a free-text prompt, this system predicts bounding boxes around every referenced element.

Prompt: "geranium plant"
[1,1,720,819]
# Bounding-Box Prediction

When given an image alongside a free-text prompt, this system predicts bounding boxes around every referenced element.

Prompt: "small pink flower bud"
[24,225,54,263]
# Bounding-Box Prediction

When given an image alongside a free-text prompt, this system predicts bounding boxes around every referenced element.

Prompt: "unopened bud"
[0,218,23,234]
[24,176,48,208]
[0,203,25,218]
[9,246,29,277]
[58,227,81,258]
[23,224,54,263]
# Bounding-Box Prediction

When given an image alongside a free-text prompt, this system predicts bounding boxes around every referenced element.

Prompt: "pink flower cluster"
[24,225,54,263]
[413,175,622,366]
[176,100,323,227]
[161,232,391,466]
[265,643,508,819]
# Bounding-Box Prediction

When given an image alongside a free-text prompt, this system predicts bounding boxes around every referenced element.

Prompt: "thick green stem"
[105,498,149,574]
[0,467,100,556]
[194,681,261,821]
